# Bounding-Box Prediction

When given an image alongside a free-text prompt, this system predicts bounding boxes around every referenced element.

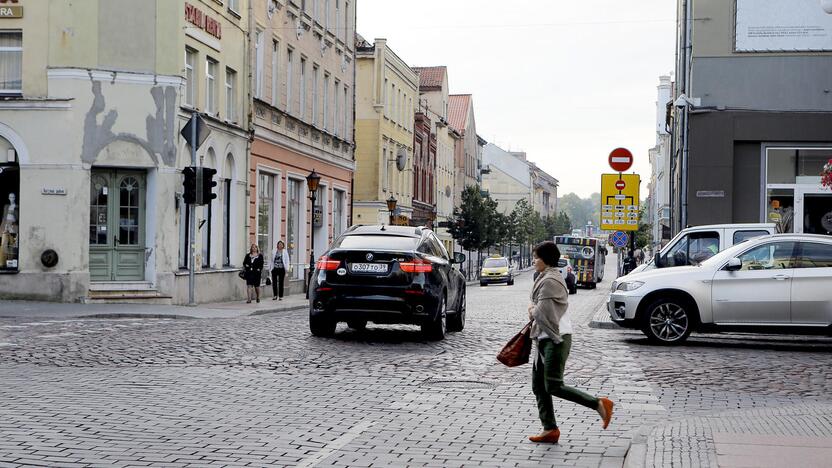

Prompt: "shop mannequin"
[0,193,18,266]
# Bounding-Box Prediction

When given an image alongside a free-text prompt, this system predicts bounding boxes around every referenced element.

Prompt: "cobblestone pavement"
[1,258,831,467]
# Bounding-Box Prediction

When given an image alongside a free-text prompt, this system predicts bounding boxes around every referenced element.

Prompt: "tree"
[634,205,653,248]
[557,192,600,229]
[448,185,501,277]
[551,211,572,237]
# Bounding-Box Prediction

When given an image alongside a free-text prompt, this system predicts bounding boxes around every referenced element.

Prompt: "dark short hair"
[534,241,561,267]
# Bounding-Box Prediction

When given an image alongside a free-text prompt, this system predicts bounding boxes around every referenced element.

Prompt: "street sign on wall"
[601,173,640,231]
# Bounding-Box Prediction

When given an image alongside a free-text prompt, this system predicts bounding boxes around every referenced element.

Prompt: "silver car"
[607,234,832,344]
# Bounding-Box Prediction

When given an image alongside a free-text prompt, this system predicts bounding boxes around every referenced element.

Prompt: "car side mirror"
[725,257,742,271]
[655,254,665,268]
[452,252,466,264]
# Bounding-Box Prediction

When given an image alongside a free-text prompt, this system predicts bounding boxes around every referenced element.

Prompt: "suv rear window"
[334,235,419,250]
[733,230,770,244]
[483,258,507,268]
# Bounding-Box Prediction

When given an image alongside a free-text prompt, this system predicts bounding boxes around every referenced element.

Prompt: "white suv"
[608,234,832,344]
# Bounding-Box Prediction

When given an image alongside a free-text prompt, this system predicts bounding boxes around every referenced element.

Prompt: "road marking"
[295,420,374,468]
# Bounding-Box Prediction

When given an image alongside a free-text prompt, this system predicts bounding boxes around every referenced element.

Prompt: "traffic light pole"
[188,117,197,306]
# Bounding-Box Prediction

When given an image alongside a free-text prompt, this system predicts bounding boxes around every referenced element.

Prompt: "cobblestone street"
[1,258,831,467]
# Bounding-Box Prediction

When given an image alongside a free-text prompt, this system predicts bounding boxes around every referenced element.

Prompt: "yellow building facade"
[353,38,418,225]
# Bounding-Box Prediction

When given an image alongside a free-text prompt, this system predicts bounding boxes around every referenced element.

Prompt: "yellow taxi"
[479,256,514,286]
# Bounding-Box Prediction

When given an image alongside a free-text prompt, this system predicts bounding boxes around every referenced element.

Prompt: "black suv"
[308,225,467,340]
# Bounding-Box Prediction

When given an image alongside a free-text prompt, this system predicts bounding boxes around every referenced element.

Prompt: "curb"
[589,319,622,330]
[248,304,308,316]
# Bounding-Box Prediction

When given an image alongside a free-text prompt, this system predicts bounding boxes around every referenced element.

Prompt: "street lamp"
[306,169,321,295]
[386,196,397,225]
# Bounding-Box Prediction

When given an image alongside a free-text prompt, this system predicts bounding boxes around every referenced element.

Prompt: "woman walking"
[243,243,264,303]
[269,240,290,300]
[527,241,613,444]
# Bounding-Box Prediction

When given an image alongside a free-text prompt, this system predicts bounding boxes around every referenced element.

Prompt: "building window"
[335,0,340,39]
[286,48,294,114]
[272,40,279,107]
[343,85,348,138]
[300,57,306,120]
[228,0,240,13]
[222,177,231,266]
[383,78,388,118]
[225,68,236,123]
[201,198,212,267]
[333,189,345,238]
[0,31,21,95]
[344,2,350,42]
[257,172,274,255]
[312,65,319,127]
[391,84,396,124]
[287,178,303,279]
[184,48,196,106]
[323,72,330,130]
[255,31,264,98]
[325,0,330,29]
[312,0,318,22]
[205,57,218,115]
[334,78,340,137]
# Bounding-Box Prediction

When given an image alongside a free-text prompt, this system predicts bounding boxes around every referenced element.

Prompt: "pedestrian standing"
[527,241,613,444]
[243,243,264,303]
[269,240,290,301]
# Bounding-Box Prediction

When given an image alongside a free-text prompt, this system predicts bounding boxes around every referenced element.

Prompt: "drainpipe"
[680,0,693,229]
[244,0,255,248]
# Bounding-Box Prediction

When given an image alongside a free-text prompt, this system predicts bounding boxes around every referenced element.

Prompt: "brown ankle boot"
[528,428,560,443]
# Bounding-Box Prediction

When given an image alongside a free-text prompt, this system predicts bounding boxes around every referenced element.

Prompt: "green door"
[89,170,146,281]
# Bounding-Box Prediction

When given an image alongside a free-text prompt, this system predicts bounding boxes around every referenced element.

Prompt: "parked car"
[308,225,467,340]
[628,223,777,276]
[558,258,578,295]
[480,256,514,286]
[608,234,832,345]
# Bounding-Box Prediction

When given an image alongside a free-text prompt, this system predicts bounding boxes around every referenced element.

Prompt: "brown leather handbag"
[497,320,533,367]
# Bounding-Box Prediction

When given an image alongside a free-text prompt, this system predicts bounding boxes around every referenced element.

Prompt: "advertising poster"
[736,0,832,52]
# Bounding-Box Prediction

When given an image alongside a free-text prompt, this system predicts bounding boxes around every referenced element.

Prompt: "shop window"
[766,188,794,233]
[767,148,832,184]
[1,161,20,271]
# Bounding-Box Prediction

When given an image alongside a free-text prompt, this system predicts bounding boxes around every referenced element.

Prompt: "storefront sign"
[696,190,725,198]
[41,187,67,196]
[185,3,222,40]
[0,6,22,18]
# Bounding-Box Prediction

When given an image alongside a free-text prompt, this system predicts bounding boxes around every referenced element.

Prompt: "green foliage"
[557,192,600,229]
[634,205,652,248]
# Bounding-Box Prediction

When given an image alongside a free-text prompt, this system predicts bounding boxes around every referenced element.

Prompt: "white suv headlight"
[616,281,644,292]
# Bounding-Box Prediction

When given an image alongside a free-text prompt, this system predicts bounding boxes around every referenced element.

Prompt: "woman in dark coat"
[243,243,264,303]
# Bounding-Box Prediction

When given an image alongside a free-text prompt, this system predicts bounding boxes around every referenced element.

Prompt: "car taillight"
[316,256,340,271]
[400,258,432,273]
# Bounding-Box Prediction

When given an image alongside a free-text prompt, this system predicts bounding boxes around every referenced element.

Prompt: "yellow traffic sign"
[601,173,640,231]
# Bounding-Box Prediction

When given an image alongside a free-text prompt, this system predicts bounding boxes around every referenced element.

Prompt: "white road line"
[295,420,375,468]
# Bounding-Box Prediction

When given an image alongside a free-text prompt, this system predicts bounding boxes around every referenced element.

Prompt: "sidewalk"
[589,301,620,329]
[0,294,309,320]
[625,403,832,467]
[0,267,535,321]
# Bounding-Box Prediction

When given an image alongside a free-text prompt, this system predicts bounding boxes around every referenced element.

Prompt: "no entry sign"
[615,179,626,190]
[609,148,633,172]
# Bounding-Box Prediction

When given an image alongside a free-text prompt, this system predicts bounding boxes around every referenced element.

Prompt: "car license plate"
[350,263,389,273]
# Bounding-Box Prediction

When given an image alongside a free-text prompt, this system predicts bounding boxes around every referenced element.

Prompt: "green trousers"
[532,335,599,430]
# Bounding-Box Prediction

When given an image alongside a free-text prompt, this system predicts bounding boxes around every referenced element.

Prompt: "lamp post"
[386,196,397,225]
[306,169,321,295]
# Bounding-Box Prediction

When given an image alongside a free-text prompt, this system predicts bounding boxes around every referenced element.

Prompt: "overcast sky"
[356,0,677,199]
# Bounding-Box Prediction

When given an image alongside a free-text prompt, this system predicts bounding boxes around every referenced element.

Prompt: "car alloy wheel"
[422,296,446,340]
[644,299,691,345]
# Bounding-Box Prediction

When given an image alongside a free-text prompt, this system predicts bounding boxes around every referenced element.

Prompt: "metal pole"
[307,192,316,297]
[188,115,197,306]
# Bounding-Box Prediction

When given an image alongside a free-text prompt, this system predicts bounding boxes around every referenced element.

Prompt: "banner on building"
[735,0,832,52]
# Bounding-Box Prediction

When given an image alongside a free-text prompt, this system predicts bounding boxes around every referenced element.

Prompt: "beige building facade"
[248,0,356,287]
[353,38,417,226]
[0,0,250,304]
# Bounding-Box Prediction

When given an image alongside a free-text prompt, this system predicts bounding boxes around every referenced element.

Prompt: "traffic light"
[199,167,218,205]
[182,166,197,204]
